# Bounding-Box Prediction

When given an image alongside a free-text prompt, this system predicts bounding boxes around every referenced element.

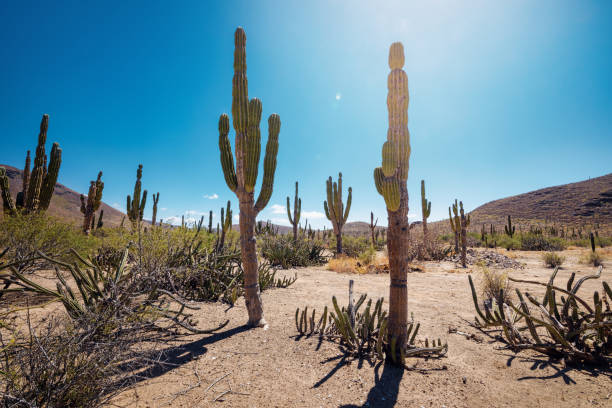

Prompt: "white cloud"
[270,204,286,215]
[408,212,418,219]
[270,217,291,226]
[335,92,342,100]
[160,207,167,211]
[203,193,219,200]
[301,210,325,219]
[233,214,239,221]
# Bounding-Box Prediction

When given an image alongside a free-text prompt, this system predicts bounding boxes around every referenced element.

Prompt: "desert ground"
[46,247,604,408]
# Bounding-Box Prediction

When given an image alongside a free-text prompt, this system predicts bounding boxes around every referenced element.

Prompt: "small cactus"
[126,164,147,230]
[504,215,515,238]
[151,192,160,226]
[287,181,301,241]
[80,171,104,235]
[421,180,431,249]
[218,200,232,250]
[369,212,378,248]
[459,201,470,267]
[448,200,460,253]
[324,172,352,255]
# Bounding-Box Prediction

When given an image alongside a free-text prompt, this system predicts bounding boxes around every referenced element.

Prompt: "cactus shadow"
[339,361,404,408]
[116,324,251,387]
[502,353,612,384]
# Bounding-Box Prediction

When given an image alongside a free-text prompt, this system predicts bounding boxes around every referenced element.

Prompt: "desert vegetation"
[0,17,610,408]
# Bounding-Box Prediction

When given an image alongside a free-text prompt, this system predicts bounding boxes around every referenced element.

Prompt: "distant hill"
[469,173,612,227]
[0,164,126,227]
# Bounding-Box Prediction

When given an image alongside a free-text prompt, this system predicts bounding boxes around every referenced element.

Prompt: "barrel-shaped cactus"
[126,164,147,230]
[0,115,61,215]
[372,42,411,362]
[421,180,431,249]
[287,181,301,241]
[80,171,104,235]
[324,173,352,255]
[217,27,280,328]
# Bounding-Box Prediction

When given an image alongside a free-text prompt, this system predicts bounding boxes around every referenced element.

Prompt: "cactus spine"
[448,200,460,253]
[369,212,378,248]
[0,115,61,215]
[373,42,411,362]
[287,181,301,241]
[126,164,147,230]
[151,192,160,226]
[80,171,104,235]
[459,201,471,267]
[420,180,431,249]
[217,27,280,327]
[324,173,352,255]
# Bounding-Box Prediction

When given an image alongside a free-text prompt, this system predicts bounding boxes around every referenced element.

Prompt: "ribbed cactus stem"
[369,212,378,248]
[219,200,232,250]
[504,215,515,238]
[459,201,471,267]
[25,115,49,212]
[324,172,352,255]
[287,181,302,241]
[16,151,31,207]
[373,42,411,363]
[217,27,280,327]
[151,192,160,226]
[449,199,460,253]
[208,210,213,233]
[80,171,104,235]
[97,209,104,229]
[0,168,16,215]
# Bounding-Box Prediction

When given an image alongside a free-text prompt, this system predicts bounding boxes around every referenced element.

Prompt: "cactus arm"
[286,196,294,224]
[343,187,352,222]
[218,114,238,192]
[254,114,280,214]
[324,200,331,220]
[0,167,16,215]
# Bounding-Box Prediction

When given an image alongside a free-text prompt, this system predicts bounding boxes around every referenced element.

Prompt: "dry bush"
[479,266,513,306]
[542,251,565,268]
[327,256,362,274]
[581,250,604,267]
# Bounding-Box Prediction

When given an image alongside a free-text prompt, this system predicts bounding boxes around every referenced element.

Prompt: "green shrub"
[260,235,326,269]
[331,235,370,258]
[520,233,566,251]
[358,246,376,265]
[0,213,97,273]
[542,251,565,268]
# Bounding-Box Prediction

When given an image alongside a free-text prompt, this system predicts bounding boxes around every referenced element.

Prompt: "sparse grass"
[581,250,604,267]
[479,266,512,306]
[327,256,363,274]
[542,251,565,268]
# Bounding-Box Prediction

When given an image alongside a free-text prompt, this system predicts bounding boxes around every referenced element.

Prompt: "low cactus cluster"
[469,266,611,364]
[80,171,104,235]
[287,181,301,241]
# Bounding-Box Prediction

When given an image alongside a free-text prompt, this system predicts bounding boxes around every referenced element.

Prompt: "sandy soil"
[7,248,612,407]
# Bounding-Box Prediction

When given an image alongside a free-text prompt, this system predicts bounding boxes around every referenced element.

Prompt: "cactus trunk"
[239,195,265,326]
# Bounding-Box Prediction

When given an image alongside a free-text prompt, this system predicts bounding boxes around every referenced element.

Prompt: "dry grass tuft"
[480,267,512,305]
[327,256,363,274]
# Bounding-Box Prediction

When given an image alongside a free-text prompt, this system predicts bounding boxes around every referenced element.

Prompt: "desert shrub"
[0,213,97,273]
[407,238,451,261]
[333,235,371,258]
[497,235,521,251]
[479,267,512,306]
[327,256,360,274]
[358,246,376,265]
[581,250,604,267]
[260,235,326,269]
[542,251,565,268]
[519,233,566,251]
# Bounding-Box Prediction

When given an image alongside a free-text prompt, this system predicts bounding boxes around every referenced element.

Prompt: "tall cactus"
[448,199,460,253]
[421,180,431,249]
[287,181,301,241]
[504,215,515,238]
[80,171,104,235]
[373,42,411,361]
[218,200,233,250]
[459,201,471,267]
[369,212,378,248]
[217,27,280,327]
[324,172,352,255]
[0,115,61,215]
[126,164,147,230]
[151,192,160,226]
[208,210,213,233]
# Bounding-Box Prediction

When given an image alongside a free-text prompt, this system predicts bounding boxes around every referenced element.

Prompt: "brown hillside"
[0,164,126,227]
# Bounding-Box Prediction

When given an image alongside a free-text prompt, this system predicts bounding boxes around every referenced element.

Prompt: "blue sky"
[1,0,611,227]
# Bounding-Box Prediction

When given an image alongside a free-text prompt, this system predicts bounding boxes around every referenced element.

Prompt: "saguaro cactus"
[369,212,378,248]
[373,42,411,361]
[287,181,301,241]
[80,171,104,235]
[459,201,470,267]
[218,27,280,327]
[421,180,431,249]
[218,200,233,250]
[126,164,147,230]
[151,192,160,226]
[324,173,352,255]
[448,200,460,253]
[504,215,515,238]
[0,115,61,215]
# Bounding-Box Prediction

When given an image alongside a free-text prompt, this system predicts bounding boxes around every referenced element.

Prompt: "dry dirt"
[9,248,612,407]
